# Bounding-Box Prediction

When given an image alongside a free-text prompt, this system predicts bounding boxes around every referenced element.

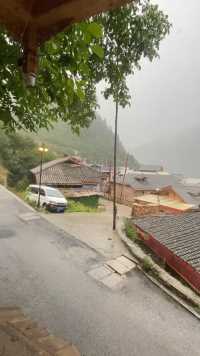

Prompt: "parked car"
[26,185,68,212]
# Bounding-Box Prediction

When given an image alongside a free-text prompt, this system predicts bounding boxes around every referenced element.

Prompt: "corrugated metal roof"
[133,213,200,272]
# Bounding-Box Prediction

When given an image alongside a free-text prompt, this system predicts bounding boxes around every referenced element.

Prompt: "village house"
[108,173,179,206]
[132,213,200,293]
[109,172,200,215]
[31,156,102,199]
[132,184,200,216]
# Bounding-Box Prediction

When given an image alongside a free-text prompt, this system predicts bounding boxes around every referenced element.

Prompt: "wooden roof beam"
[34,0,131,42]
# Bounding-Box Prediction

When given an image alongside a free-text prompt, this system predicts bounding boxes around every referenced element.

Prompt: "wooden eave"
[0,0,131,45]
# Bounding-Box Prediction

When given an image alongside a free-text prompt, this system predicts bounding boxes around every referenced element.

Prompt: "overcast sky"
[97,0,200,152]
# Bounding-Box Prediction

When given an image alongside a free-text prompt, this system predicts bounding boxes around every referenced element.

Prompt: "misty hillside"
[133,125,200,177]
[34,115,138,168]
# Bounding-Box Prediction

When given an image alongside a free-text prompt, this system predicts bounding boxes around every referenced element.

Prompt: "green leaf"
[87,22,103,39]
[76,84,85,101]
[91,44,104,59]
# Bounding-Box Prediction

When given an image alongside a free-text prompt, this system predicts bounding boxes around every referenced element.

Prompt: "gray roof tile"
[133,213,200,272]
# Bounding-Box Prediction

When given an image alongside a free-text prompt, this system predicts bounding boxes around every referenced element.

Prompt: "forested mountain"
[35,115,138,168]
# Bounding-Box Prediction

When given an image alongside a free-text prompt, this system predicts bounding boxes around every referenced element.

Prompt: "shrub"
[124,219,138,241]
[142,257,154,273]
[16,177,29,192]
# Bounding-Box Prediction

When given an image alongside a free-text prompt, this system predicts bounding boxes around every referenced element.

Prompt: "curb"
[0,307,80,355]
[0,185,35,212]
[117,223,200,321]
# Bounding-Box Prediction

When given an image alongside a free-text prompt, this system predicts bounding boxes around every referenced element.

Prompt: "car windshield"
[46,189,64,198]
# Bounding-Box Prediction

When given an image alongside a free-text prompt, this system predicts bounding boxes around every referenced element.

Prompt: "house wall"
[132,202,183,217]
[108,183,136,206]
[108,183,156,207]
[136,226,200,294]
[132,203,160,217]
[161,187,184,203]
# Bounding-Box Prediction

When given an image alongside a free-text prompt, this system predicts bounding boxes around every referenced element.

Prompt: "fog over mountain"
[97,0,200,177]
[134,125,200,177]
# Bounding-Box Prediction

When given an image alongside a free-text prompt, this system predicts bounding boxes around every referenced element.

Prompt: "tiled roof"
[31,157,101,185]
[133,213,200,272]
[114,173,200,208]
[31,156,82,174]
[115,173,179,191]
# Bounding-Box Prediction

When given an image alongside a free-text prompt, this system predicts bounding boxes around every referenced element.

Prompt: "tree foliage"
[0,1,170,131]
[0,130,54,187]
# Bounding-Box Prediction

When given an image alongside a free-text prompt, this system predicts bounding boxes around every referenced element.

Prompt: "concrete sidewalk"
[43,199,132,258]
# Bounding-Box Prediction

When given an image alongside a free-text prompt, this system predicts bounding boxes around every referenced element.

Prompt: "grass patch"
[142,257,154,273]
[124,219,138,241]
[141,257,160,278]
[194,305,200,314]
[66,196,100,213]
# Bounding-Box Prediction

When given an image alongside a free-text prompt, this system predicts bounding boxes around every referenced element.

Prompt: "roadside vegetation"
[0,129,55,190]
[124,219,160,278]
[124,219,139,241]
[66,196,104,213]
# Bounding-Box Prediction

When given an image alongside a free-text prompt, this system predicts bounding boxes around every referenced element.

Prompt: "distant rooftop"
[115,173,179,191]
[138,164,164,173]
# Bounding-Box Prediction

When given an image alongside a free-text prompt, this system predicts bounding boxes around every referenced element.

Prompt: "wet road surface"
[0,186,199,356]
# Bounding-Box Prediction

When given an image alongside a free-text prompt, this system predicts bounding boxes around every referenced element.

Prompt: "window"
[40,189,45,196]
[46,188,64,198]
[31,187,39,194]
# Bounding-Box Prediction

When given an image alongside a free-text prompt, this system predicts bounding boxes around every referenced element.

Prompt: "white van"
[26,185,67,212]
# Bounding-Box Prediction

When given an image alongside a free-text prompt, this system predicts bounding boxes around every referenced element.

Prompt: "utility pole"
[37,144,48,207]
[113,97,119,230]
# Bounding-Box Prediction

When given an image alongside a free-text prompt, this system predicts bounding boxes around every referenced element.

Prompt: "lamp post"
[113,97,119,231]
[37,144,48,208]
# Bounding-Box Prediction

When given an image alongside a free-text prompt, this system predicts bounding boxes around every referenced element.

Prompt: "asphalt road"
[0,186,199,356]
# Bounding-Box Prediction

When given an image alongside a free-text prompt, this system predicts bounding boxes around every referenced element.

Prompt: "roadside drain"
[88,255,136,290]
[106,255,136,275]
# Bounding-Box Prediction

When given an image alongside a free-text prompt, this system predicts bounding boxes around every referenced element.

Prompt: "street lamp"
[37,144,48,208]
[113,97,119,230]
